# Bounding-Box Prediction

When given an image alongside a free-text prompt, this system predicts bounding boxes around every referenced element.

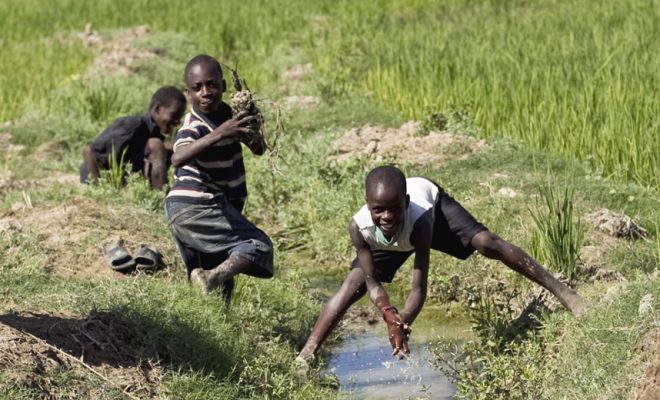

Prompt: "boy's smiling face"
[366,183,409,239]
[185,61,224,114]
[152,100,186,134]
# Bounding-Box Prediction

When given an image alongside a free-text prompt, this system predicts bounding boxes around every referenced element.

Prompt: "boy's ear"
[221,79,227,92]
[405,194,410,208]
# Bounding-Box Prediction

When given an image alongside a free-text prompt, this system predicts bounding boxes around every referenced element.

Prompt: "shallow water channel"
[324,308,471,399]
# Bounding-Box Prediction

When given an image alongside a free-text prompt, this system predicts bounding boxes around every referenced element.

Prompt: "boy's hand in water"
[382,307,412,358]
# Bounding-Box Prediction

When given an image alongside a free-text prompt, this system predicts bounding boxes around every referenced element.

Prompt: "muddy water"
[324,308,471,399]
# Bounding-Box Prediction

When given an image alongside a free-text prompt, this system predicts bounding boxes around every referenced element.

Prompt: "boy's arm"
[349,220,389,308]
[146,137,167,190]
[400,214,433,326]
[243,133,267,156]
[81,144,100,183]
[171,112,256,167]
[349,220,410,357]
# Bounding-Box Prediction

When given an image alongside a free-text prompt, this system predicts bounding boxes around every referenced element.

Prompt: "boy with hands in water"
[165,54,273,302]
[297,165,586,367]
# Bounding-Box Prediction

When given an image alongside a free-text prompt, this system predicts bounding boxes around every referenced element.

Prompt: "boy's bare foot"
[554,285,588,317]
[190,268,212,294]
[190,265,234,294]
[294,354,313,377]
[565,292,588,317]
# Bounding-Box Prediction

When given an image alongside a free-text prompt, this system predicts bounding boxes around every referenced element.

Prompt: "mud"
[330,121,487,166]
[584,208,648,239]
[75,23,159,77]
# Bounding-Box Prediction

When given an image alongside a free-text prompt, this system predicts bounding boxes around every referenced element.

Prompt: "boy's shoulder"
[100,112,149,135]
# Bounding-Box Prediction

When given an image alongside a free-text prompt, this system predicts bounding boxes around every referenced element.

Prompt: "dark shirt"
[89,111,164,172]
[166,103,248,210]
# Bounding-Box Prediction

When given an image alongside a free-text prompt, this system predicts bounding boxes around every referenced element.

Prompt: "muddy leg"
[471,230,587,316]
[190,254,252,295]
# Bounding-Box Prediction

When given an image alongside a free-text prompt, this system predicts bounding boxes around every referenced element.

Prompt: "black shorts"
[351,183,487,283]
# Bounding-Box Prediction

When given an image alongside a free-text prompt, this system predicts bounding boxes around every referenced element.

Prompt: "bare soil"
[75,24,159,77]
[584,208,648,240]
[330,121,487,166]
[631,329,660,400]
[281,63,314,83]
[0,310,163,399]
[280,95,321,110]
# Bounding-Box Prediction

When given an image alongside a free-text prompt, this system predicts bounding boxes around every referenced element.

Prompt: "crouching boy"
[81,86,186,190]
[297,165,586,364]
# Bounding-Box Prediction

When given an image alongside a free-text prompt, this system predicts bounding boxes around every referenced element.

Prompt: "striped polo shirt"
[166,103,247,205]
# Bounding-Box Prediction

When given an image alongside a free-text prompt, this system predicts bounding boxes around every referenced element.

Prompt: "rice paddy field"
[1,0,659,188]
[0,1,658,399]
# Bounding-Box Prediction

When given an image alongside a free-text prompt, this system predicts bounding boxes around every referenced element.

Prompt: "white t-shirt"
[352,177,439,252]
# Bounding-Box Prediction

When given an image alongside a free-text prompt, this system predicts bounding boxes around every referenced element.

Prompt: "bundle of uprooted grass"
[226,66,266,148]
[222,64,287,176]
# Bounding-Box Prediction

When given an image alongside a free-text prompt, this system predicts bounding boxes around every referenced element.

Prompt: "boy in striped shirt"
[165,54,273,301]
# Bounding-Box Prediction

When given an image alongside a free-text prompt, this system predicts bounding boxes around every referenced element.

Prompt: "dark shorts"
[351,184,487,283]
[164,197,273,279]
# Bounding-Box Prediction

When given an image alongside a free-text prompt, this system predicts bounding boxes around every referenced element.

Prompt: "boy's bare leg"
[190,254,252,294]
[471,231,587,316]
[297,268,368,362]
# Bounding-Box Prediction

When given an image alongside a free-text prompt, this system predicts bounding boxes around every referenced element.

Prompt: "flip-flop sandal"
[102,242,136,272]
[134,244,162,269]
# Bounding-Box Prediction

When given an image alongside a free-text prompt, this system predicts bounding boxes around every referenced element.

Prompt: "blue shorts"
[164,197,273,279]
[351,183,487,283]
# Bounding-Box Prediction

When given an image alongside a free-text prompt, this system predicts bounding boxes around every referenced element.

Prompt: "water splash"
[324,331,455,399]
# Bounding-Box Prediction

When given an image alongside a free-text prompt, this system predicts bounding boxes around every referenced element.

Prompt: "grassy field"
[0,0,658,399]
[1,0,658,187]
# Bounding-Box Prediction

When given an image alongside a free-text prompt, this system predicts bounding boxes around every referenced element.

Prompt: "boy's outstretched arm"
[400,215,433,326]
[349,221,410,357]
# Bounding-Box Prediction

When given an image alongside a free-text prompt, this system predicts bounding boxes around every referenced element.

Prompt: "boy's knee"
[472,231,505,259]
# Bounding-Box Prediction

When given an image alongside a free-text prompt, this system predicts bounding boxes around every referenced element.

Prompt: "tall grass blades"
[530,186,584,281]
[102,143,128,190]
[82,82,126,125]
[317,0,660,188]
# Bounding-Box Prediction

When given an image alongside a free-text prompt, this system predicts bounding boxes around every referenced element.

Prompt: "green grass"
[0,232,337,399]
[530,186,584,281]
[0,1,658,397]
[543,281,659,400]
[1,0,658,187]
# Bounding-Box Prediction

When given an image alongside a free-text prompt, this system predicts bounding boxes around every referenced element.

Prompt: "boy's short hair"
[149,86,186,109]
[184,54,223,83]
[365,165,407,195]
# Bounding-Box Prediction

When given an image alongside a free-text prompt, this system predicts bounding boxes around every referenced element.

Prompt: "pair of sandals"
[102,242,162,272]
